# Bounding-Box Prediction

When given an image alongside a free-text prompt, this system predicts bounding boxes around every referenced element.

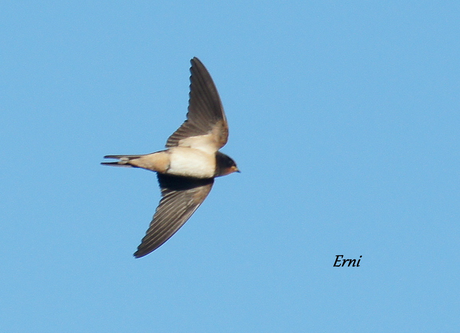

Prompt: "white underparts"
[167,147,215,178]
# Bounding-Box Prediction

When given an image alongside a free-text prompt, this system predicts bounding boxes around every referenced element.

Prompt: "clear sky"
[1,1,459,332]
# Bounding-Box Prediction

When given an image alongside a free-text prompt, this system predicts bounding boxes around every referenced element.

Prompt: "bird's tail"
[101,155,144,167]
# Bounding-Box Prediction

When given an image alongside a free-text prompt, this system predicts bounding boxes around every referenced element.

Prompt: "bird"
[102,57,239,258]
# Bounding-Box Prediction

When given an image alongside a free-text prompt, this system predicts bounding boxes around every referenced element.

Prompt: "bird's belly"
[167,147,215,178]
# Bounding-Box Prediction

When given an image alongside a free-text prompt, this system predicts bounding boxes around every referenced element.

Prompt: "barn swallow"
[102,57,239,258]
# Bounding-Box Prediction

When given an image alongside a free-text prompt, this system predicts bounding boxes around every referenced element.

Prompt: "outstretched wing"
[166,57,228,154]
[134,173,214,258]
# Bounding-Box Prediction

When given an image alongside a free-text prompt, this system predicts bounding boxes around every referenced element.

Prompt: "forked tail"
[101,155,144,167]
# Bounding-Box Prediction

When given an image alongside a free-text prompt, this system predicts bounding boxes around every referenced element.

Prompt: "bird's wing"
[134,173,214,258]
[166,57,228,154]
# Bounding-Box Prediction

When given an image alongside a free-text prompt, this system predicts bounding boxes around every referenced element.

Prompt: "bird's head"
[215,152,240,177]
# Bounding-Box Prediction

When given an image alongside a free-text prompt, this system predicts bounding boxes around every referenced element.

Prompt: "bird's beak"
[233,166,241,173]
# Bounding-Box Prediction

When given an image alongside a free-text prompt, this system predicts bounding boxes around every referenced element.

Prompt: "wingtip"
[133,249,151,259]
[134,243,157,258]
[190,56,203,67]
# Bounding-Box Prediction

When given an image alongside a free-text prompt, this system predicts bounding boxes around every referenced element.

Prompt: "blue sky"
[1,1,459,332]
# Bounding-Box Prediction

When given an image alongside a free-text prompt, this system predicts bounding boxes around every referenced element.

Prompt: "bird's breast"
[167,147,216,178]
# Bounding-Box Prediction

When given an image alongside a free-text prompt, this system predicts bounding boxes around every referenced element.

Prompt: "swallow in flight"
[102,57,239,258]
